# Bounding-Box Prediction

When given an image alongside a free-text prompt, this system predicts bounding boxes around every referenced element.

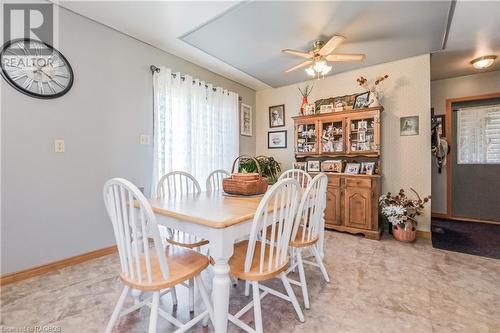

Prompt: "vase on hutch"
[369,93,381,107]
[300,97,308,115]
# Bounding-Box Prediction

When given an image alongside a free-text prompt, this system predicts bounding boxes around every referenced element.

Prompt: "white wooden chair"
[286,173,330,309]
[206,169,230,192]
[103,178,213,333]
[157,171,201,198]
[275,169,313,275]
[157,171,209,312]
[228,178,304,333]
[278,169,312,189]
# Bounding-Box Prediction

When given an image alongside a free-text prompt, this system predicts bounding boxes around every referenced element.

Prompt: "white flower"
[381,204,407,226]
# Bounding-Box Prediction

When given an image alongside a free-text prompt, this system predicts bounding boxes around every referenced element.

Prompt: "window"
[151,67,239,193]
[457,105,500,164]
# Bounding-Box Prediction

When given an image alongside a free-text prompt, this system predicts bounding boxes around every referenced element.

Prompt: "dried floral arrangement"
[356,74,389,101]
[298,84,314,98]
[379,188,430,229]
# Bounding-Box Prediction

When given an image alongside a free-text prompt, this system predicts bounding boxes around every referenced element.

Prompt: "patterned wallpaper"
[256,54,432,231]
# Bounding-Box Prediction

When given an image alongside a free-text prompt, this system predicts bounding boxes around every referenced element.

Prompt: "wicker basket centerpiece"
[222,155,269,196]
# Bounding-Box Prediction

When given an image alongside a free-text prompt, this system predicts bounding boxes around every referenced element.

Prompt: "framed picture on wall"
[268,130,287,149]
[400,116,419,136]
[240,103,253,136]
[269,104,285,127]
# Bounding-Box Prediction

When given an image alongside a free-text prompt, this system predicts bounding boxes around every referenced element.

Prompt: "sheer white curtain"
[152,67,239,194]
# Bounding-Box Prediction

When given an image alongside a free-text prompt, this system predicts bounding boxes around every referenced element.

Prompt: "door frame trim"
[445,92,500,220]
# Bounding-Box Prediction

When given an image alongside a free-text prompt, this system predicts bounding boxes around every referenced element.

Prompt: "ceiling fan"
[282,35,365,77]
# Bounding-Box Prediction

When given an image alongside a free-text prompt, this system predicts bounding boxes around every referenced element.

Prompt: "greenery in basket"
[238,156,282,184]
[379,188,431,230]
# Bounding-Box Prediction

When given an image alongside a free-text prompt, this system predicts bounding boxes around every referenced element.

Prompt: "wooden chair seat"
[290,226,319,248]
[229,240,288,282]
[120,245,209,291]
[266,225,319,248]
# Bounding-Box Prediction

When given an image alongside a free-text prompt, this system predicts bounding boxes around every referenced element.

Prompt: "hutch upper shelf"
[293,106,383,158]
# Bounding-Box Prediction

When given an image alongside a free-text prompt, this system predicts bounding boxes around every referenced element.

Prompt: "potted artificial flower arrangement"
[379,188,430,242]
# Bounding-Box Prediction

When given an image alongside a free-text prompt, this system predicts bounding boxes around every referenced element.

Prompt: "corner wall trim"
[0,245,117,286]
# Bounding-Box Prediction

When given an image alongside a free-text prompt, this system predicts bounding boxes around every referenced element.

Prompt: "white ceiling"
[58,1,499,90]
[182,1,451,87]
[58,1,271,91]
[431,0,500,80]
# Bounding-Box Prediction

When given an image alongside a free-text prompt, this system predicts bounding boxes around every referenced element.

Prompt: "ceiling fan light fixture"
[305,66,315,77]
[470,55,497,69]
[321,64,332,76]
[313,60,327,72]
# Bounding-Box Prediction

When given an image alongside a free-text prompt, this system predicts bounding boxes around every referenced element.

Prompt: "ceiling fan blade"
[285,60,313,73]
[326,53,366,62]
[319,35,346,56]
[281,49,313,59]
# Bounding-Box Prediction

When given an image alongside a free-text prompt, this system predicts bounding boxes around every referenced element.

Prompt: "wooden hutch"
[293,106,383,240]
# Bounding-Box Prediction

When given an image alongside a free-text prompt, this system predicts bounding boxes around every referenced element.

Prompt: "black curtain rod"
[150,65,242,101]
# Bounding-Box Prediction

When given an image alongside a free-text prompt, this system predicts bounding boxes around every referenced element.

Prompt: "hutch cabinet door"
[346,111,381,155]
[295,120,319,155]
[325,185,342,226]
[319,118,345,154]
[344,186,372,230]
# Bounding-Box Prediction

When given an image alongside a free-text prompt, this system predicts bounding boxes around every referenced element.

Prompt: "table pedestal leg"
[212,260,231,333]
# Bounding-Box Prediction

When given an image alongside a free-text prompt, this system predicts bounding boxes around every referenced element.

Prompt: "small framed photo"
[320,104,334,114]
[293,162,306,171]
[353,91,370,109]
[240,103,252,136]
[400,116,419,136]
[360,162,376,175]
[345,163,360,174]
[268,130,287,149]
[269,104,285,128]
[304,104,315,115]
[321,160,343,173]
[358,120,368,130]
[357,131,366,143]
[307,160,321,172]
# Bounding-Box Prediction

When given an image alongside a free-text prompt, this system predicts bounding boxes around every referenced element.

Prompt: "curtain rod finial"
[150,65,160,74]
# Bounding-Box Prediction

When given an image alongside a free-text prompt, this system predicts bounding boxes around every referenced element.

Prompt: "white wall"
[430,70,500,214]
[1,7,256,274]
[256,54,432,231]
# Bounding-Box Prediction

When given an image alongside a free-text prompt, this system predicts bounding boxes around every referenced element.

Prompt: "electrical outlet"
[54,139,65,153]
[140,135,150,145]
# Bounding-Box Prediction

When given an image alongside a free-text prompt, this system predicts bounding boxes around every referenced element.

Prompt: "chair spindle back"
[157,171,201,198]
[292,173,328,245]
[103,178,168,284]
[206,169,230,192]
[278,169,312,189]
[245,178,301,274]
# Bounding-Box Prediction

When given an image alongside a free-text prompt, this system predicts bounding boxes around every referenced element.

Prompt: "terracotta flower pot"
[392,224,416,242]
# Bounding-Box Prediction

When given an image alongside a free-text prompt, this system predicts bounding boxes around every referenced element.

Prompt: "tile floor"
[1,231,499,333]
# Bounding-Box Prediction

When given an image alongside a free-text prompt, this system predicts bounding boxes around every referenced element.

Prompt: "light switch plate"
[140,135,150,145]
[54,139,65,153]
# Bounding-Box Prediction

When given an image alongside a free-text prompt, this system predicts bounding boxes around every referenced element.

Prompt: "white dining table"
[148,190,266,333]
